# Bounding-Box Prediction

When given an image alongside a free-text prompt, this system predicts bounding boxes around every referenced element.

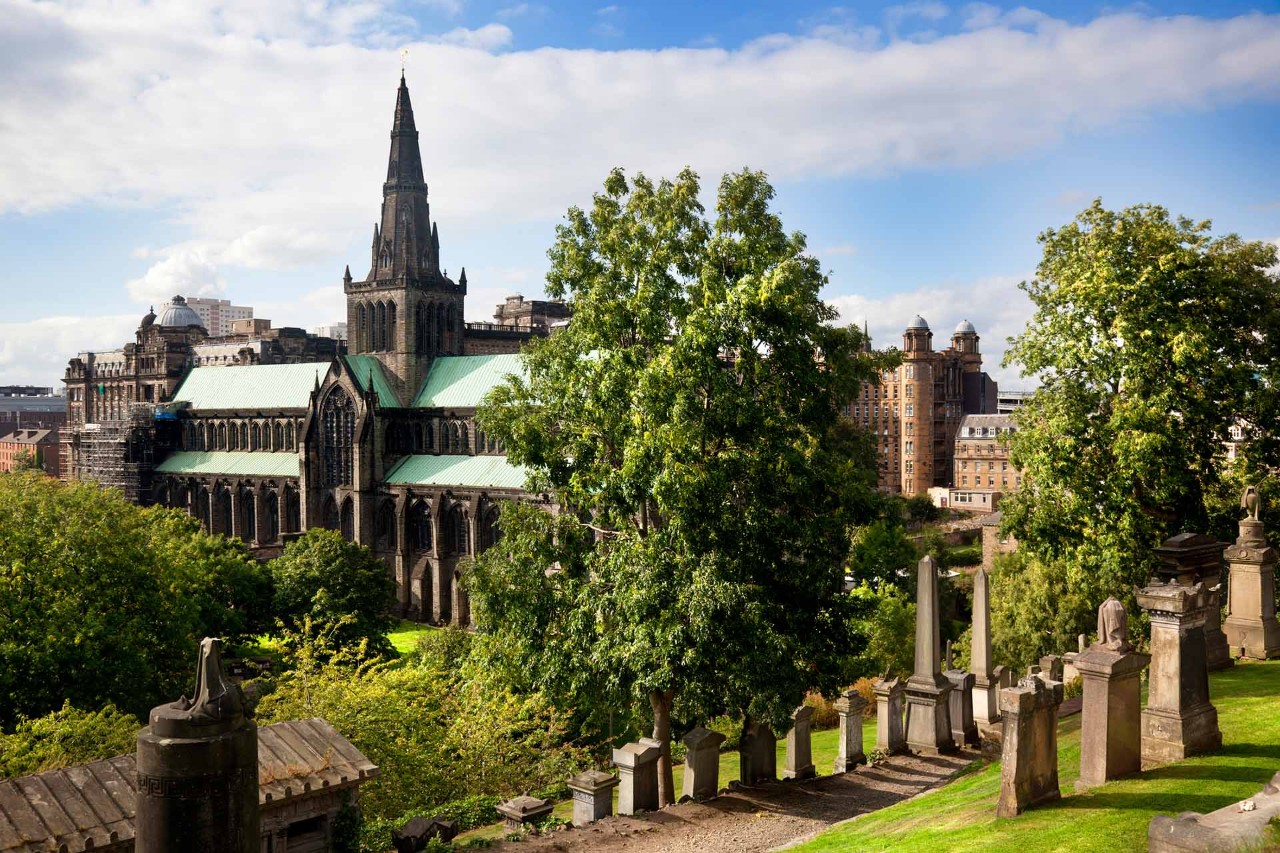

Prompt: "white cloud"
[496,3,546,19]
[821,243,858,257]
[828,274,1037,390]
[432,23,513,50]
[597,5,620,14]
[126,248,225,305]
[0,314,140,387]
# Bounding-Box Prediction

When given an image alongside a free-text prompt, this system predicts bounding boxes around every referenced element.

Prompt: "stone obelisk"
[971,567,1000,730]
[904,555,956,755]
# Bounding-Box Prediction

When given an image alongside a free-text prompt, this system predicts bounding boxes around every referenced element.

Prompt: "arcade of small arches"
[183,417,303,453]
[381,416,503,456]
[153,478,303,551]
[350,298,464,354]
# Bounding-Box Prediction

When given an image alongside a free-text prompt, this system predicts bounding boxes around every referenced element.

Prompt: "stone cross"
[996,675,1064,818]
[833,688,867,772]
[1223,508,1280,660]
[784,705,816,780]
[1076,600,1151,789]
[971,567,1000,729]
[904,556,956,755]
[681,727,725,801]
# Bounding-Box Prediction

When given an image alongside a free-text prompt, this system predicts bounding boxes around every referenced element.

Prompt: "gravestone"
[135,638,259,853]
[738,721,777,784]
[1149,770,1280,852]
[996,665,1012,689]
[784,705,816,780]
[996,675,1064,818]
[971,567,1001,729]
[874,676,906,755]
[1038,655,1064,683]
[568,769,619,826]
[1222,492,1280,660]
[1075,598,1150,789]
[681,727,725,801]
[834,688,867,772]
[945,668,979,747]
[497,796,553,833]
[904,556,957,755]
[1154,532,1233,671]
[613,741,661,814]
[1138,581,1222,765]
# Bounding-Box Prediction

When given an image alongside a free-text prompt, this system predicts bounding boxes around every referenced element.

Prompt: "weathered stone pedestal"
[784,705,816,780]
[945,669,979,747]
[681,726,725,801]
[1075,610,1150,790]
[874,677,905,755]
[1155,532,1232,671]
[497,796,553,833]
[833,688,867,772]
[739,721,777,784]
[568,769,619,825]
[996,676,1063,818]
[613,741,661,814]
[1223,517,1280,660]
[135,638,259,853]
[904,556,956,756]
[970,568,1001,731]
[1138,582,1222,766]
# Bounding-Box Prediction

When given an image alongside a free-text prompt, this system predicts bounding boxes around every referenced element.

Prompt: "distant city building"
[0,390,66,434]
[312,322,349,341]
[849,317,999,497]
[185,297,254,337]
[949,413,1021,512]
[0,385,57,397]
[0,427,61,478]
[997,389,1033,414]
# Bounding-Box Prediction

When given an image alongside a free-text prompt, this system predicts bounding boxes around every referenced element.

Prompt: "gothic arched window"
[273,422,283,451]
[410,500,433,552]
[340,497,355,541]
[357,303,367,351]
[375,501,397,551]
[375,301,386,351]
[478,502,501,552]
[239,422,249,450]
[250,422,260,451]
[320,388,356,487]
[217,422,227,450]
[444,502,468,555]
[285,421,295,451]
[387,302,397,350]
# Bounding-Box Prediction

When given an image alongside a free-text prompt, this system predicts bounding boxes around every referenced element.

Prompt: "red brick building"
[0,428,61,478]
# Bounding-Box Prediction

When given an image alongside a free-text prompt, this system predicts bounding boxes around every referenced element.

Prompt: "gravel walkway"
[491,749,977,853]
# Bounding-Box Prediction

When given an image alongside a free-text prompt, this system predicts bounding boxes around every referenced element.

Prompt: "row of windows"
[958,475,1020,488]
[185,419,299,453]
[959,460,1010,472]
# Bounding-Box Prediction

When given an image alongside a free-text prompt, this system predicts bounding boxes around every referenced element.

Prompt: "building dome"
[954,319,976,334]
[157,295,205,329]
[906,315,930,331]
[140,306,157,328]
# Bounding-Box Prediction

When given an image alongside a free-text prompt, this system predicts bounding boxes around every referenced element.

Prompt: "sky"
[1,0,1278,391]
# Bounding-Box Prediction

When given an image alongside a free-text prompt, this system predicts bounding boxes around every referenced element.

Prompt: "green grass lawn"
[388,620,435,654]
[790,659,1280,853]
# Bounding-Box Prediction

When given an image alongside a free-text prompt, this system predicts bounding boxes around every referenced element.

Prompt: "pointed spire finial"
[400,47,409,77]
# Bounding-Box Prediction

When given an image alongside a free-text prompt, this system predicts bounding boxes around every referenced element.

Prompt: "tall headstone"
[568,769,619,826]
[874,677,906,755]
[971,567,1000,730]
[784,705,816,780]
[1154,532,1233,671]
[833,688,867,772]
[1223,491,1280,660]
[613,741,661,814]
[681,726,725,801]
[738,721,777,784]
[1138,581,1222,765]
[1075,598,1150,789]
[945,668,979,747]
[904,556,956,755]
[135,638,259,853]
[996,675,1064,818]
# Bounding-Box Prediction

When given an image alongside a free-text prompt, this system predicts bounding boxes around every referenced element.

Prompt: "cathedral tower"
[345,73,467,401]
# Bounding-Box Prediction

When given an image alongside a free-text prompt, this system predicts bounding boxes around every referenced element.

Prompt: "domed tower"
[951,319,982,373]
[157,295,207,332]
[900,315,934,496]
[904,314,933,353]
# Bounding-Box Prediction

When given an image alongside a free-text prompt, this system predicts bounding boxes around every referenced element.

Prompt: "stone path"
[491,749,977,853]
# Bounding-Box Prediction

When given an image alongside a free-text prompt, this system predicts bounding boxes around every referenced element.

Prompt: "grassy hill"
[789,659,1280,853]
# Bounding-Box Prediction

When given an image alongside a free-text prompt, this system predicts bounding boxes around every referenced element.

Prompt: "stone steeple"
[371,72,437,282]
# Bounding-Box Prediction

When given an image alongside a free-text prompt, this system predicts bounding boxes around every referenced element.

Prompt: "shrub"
[706,714,742,751]
[847,582,916,680]
[803,691,839,730]
[0,701,141,778]
[851,677,877,718]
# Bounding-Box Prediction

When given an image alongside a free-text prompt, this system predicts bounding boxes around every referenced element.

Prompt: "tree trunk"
[649,689,676,807]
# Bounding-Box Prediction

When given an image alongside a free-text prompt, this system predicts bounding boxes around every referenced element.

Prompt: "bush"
[706,714,742,751]
[803,692,839,730]
[847,582,916,680]
[0,701,141,778]
[851,677,877,717]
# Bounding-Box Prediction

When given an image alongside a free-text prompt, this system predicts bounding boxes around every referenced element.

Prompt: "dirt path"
[492,749,977,853]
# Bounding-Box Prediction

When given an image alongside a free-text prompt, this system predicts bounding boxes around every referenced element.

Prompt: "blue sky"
[1,0,1278,389]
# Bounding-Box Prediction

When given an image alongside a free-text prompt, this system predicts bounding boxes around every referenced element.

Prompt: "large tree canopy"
[470,167,886,804]
[999,200,1280,647]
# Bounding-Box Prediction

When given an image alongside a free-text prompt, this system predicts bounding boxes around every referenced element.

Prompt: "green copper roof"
[345,354,401,407]
[384,454,528,490]
[412,354,524,409]
[155,451,301,478]
[171,363,330,411]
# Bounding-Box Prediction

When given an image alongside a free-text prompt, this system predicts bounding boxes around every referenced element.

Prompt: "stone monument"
[497,796,553,833]
[681,726,725,801]
[904,555,956,755]
[1154,531,1232,671]
[1149,770,1280,852]
[1138,581,1222,765]
[1223,488,1280,659]
[568,769,619,826]
[996,675,1064,818]
[135,638,259,853]
[971,567,1001,730]
[784,704,816,780]
[738,721,777,784]
[833,688,867,772]
[613,740,661,814]
[945,668,979,747]
[874,676,906,755]
[1075,598,1150,789]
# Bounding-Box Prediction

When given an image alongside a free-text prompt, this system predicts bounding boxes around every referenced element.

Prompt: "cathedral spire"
[371,74,432,281]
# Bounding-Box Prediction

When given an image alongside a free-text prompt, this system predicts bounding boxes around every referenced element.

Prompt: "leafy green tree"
[0,472,271,725]
[847,519,916,588]
[270,529,396,657]
[11,449,38,472]
[846,582,916,679]
[0,701,140,778]
[1000,200,1280,637]
[471,167,886,804]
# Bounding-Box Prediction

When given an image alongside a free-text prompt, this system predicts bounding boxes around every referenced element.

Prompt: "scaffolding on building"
[70,405,158,502]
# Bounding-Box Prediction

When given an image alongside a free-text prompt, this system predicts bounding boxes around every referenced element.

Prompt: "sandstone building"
[950,413,1022,512]
[849,316,998,496]
[61,74,566,625]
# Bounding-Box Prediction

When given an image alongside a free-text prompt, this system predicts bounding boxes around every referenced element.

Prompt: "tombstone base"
[783,764,816,781]
[1075,647,1149,790]
[971,675,1000,730]
[1141,705,1222,766]
[1224,616,1280,660]
[904,677,957,756]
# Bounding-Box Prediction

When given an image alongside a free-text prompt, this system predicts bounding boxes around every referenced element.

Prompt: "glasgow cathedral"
[60,74,567,626]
